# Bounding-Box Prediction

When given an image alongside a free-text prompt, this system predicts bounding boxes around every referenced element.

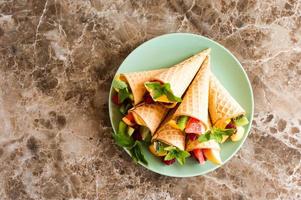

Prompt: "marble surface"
[0,0,301,199]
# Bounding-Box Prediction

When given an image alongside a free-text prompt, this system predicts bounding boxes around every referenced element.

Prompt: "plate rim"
[108,32,254,177]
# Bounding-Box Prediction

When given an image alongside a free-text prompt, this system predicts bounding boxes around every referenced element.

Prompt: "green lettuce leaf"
[113,78,128,90]
[144,82,182,103]
[130,141,148,165]
[113,121,148,165]
[113,121,134,148]
[163,146,190,165]
[198,127,235,143]
[113,78,133,104]
[118,88,130,103]
[163,83,182,102]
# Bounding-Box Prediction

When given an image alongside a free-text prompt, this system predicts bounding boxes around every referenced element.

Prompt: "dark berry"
[162,158,176,165]
[188,133,198,141]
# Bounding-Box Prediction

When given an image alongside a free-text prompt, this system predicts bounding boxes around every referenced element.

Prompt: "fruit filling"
[144,81,182,107]
[223,115,249,142]
[149,141,190,166]
[121,113,152,143]
[112,76,134,114]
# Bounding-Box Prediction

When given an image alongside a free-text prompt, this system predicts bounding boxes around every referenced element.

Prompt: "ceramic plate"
[109,33,254,177]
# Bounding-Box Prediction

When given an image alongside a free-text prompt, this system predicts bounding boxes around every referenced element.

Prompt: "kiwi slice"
[177,116,189,131]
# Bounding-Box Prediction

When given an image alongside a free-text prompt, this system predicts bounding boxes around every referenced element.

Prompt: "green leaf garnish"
[112,78,128,90]
[113,132,134,147]
[234,116,249,127]
[118,88,130,103]
[144,82,182,103]
[198,127,235,143]
[113,77,133,104]
[113,121,148,165]
[163,146,190,165]
[176,151,190,165]
[130,141,148,165]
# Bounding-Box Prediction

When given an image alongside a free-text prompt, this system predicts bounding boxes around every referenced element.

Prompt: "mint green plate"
[109,33,254,177]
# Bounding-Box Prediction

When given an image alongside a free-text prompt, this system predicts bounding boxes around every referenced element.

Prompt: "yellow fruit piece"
[155,95,171,103]
[149,144,167,157]
[132,112,145,126]
[215,118,232,129]
[203,149,222,165]
[231,126,245,142]
[167,120,181,130]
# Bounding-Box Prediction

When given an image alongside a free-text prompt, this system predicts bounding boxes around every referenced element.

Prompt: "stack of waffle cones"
[123,49,210,135]
[117,48,246,153]
[152,56,211,151]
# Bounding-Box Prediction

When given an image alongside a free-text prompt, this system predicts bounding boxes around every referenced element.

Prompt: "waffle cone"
[129,103,169,135]
[173,56,211,130]
[209,74,245,128]
[153,49,210,98]
[152,124,185,151]
[121,68,165,105]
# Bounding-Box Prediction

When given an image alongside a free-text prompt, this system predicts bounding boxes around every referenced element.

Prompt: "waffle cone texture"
[152,49,210,98]
[209,74,245,128]
[173,56,211,130]
[129,103,169,135]
[121,68,165,105]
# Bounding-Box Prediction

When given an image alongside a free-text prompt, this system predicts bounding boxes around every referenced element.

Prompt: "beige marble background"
[0,0,301,199]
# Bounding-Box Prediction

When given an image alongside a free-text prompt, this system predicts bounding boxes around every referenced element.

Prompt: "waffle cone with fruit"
[151,49,210,98]
[129,103,169,135]
[152,123,185,151]
[209,74,245,128]
[121,68,165,105]
[173,56,211,130]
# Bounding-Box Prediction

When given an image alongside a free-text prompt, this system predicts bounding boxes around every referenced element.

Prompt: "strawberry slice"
[162,158,176,165]
[122,113,136,127]
[192,149,205,164]
[185,118,205,134]
[112,94,120,105]
[144,93,154,104]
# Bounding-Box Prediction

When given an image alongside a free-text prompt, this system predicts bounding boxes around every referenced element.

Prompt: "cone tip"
[195,48,211,57]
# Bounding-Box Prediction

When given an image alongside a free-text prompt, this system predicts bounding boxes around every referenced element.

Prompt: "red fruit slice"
[144,93,154,104]
[192,149,205,164]
[185,118,205,134]
[188,133,198,141]
[122,113,136,126]
[112,94,120,105]
[162,158,176,165]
